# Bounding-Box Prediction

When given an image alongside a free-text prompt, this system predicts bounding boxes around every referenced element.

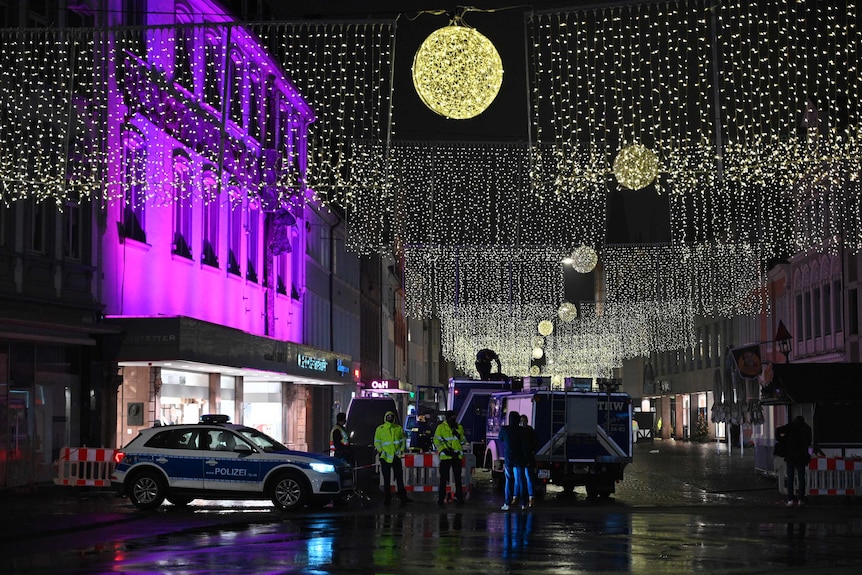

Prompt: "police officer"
[373,410,411,505]
[433,410,467,507]
[329,412,352,463]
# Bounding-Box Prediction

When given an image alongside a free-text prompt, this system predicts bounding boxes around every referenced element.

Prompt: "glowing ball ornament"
[613,143,660,190]
[532,347,544,359]
[531,335,546,348]
[570,245,598,274]
[557,302,578,322]
[412,24,503,119]
[538,320,554,336]
[529,365,541,376]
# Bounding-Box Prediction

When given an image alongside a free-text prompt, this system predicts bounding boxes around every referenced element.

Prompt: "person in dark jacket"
[777,415,812,506]
[498,410,529,510]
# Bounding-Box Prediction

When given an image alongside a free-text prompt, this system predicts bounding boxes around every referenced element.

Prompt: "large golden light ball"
[412,25,503,120]
[538,320,554,336]
[613,144,660,190]
[570,245,598,274]
[557,302,578,322]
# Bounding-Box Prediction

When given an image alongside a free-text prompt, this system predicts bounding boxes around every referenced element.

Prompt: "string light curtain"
[347,141,606,254]
[403,244,567,320]
[602,243,768,317]
[248,21,396,210]
[0,28,108,205]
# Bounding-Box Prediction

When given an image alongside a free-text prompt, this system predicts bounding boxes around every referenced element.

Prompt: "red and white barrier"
[807,456,862,496]
[54,447,118,487]
[381,453,475,494]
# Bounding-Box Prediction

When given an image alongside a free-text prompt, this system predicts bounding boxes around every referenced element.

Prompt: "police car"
[111,415,353,511]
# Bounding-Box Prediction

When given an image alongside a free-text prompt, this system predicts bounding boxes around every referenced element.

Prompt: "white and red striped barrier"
[807,456,862,496]
[381,453,475,494]
[54,447,118,487]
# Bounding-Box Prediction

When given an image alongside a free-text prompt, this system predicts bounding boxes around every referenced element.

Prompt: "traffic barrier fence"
[380,453,476,495]
[54,447,117,487]
[775,455,862,497]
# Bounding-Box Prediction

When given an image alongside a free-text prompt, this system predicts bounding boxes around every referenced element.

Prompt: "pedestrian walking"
[433,410,467,507]
[520,413,538,508]
[373,410,412,505]
[777,415,812,506]
[499,410,529,510]
[330,412,353,463]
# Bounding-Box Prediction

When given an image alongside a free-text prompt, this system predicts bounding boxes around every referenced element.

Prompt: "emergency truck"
[484,383,634,498]
[448,377,512,454]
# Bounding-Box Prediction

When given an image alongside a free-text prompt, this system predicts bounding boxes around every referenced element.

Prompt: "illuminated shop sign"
[369,379,400,390]
[336,359,350,376]
[297,353,328,372]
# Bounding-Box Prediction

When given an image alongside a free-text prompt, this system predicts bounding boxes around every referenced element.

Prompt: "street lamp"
[775,320,792,363]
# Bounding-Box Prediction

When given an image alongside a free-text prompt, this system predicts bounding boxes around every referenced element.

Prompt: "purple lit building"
[100,0,357,451]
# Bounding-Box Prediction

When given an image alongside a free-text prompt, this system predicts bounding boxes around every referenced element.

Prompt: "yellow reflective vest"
[433,421,467,460]
[374,421,406,463]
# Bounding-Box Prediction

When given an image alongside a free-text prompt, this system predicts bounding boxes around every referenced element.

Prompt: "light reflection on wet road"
[3,441,862,574]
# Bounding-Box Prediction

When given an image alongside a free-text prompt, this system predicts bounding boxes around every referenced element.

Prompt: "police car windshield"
[237,428,287,452]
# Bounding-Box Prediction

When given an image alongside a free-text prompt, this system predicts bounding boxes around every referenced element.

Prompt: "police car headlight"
[310,463,336,474]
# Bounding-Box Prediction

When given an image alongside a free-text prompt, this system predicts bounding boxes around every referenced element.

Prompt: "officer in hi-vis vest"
[330,412,353,463]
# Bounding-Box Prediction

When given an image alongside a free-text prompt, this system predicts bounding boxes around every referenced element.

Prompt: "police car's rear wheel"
[270,471,309,511]
[128,470,166,510]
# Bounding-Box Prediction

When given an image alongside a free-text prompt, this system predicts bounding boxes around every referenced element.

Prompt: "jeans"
[523,465,535,497]
[505,464,527,503]
[786,458,807,501]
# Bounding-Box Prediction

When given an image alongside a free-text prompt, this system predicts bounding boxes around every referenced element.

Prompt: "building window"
[277,252,288,295]
[201,168,219,267]
[823,282,832,335]
[227,186,242,276]
[803,291,812,340]
[204,32,224,109]
[174,8,194,90]
[247,207,259,283]
[63,202,82,260]
[849,288,858,336]
[122,128,146,242]
[813,287,821,338]
[795,293,803,343]
[27,200,46,253]
[834,279,843,333]
[290,227,301,299]
[172,153,192,259]
[229,51,245,126]
[249,71,261,141]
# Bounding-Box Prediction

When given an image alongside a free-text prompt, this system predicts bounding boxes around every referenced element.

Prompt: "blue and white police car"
[111,415,353,510]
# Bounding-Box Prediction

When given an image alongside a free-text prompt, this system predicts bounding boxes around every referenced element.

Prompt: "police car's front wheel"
[128,470,166,510]
[269,471,309,511]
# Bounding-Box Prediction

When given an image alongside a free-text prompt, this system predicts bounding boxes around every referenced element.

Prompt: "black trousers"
[438,457,463,503]
[380,456,407,500]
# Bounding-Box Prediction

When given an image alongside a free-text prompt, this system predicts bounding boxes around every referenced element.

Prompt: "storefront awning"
[104,316,353,386]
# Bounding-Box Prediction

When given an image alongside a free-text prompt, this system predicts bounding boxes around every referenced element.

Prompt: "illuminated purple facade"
[101,0,353,449]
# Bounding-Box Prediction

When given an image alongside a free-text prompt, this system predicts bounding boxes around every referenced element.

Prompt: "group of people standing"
[498,411,538,511]
[330,409,469,507]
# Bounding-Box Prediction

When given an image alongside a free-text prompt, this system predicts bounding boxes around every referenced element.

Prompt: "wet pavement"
[2,439,861,574]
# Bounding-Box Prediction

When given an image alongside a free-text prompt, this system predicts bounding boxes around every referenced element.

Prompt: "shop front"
[106,316,354,454]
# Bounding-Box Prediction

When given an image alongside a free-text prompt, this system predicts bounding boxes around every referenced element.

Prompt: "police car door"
[155,428,206,489]
[203,429,262,492]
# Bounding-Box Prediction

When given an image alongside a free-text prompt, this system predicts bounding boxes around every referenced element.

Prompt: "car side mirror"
[234,443,253,455]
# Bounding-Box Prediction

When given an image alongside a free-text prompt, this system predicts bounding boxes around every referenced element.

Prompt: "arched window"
[201,166,219,267]
[229,50,245,126]
[174,5,195,91]
[122,127,146,243]
[204,30,225,109]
